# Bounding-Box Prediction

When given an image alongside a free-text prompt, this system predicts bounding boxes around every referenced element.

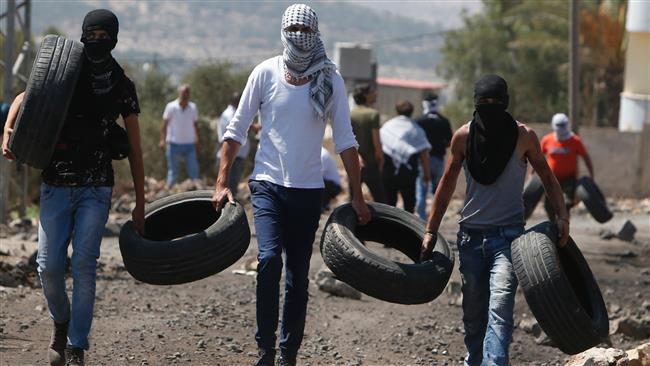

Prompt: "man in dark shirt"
[2,10,145,366]
[415,94,453,220]
[350,83,386,203]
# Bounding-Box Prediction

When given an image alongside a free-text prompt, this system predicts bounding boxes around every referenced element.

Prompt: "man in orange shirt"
[540,113,594,219]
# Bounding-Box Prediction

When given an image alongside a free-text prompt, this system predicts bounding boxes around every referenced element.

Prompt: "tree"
[438,0,626,128]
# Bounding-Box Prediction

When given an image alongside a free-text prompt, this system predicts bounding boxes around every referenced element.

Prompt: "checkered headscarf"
[281,4,335,120]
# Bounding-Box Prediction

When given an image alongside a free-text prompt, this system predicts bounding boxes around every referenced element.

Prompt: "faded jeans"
[37,184,112,349]
[415,155,445,220]
[457,224,524,366]
[166,143,200,186]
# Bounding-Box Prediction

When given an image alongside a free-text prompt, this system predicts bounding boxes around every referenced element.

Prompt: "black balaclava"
[465,74,519,185]
[81,9,118,63]
[79,9,124,96]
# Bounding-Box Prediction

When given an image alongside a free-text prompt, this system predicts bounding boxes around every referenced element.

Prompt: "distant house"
[375,77,446,121]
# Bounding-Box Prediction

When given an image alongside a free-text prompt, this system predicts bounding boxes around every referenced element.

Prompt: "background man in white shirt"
[160,85,201,187]
[211,4,370,366]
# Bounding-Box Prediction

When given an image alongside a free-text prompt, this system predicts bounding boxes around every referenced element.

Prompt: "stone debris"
[617,220,637,242]
[565,343,650,366]
[610,316,650,340]
[315,267,362,300]
[565,347,627,366]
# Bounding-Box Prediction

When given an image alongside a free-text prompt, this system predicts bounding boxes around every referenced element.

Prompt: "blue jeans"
[457,224,524,366]
[166,143,200,186]
[416,155,445,220]
[249,180,322,358]
[37,184,112,350]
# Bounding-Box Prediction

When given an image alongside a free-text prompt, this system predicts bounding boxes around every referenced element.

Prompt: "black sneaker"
[254,348,276,366]
[64,348,84,366]
[48,321,68,366]
[278,354,296,366]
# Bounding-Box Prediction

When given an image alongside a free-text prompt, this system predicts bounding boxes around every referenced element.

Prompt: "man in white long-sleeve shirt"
[211,4,370,366]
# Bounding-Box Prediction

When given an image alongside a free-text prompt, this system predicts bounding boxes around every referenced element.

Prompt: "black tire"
[512,221,608,354]
[9,35,84,169]
[523,175,544,220]
[576,176,613,223]
[320,202,454,304]
[119,190,251,285]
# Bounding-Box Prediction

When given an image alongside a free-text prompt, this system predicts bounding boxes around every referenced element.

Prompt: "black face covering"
[81,9,118,63]
[465,74,519,185]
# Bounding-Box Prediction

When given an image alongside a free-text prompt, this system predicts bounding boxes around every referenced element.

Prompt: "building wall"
[376,85,426,121]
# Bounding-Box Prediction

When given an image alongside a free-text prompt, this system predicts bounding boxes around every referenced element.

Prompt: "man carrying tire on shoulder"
[2,9,145,366]
[211,4,370,366]
[420,75,569,366]
[540,113,595,220]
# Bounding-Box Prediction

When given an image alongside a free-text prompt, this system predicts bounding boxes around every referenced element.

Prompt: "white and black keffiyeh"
[281,4,336,120]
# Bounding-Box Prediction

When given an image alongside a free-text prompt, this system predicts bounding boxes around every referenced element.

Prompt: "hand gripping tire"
[320,202,454,304]
[576,176,613,223]
[119,190,251,285]
[9,35,84,169]
[512,221,609,354]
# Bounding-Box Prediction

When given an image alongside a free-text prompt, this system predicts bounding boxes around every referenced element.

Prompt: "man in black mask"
[419,75,569,365]
[2,9,145,366]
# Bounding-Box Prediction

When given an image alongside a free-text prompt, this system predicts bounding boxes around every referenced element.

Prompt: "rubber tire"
[523,175,544,220]
[9,35,84,169]
[512,221,609,354]
[320,202,454,304]
[119,190,251,285]
[576,176,613,223]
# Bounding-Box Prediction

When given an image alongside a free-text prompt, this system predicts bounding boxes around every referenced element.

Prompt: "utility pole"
[1,0,16,224]
[1,0,31,224]
[569,0,580,132]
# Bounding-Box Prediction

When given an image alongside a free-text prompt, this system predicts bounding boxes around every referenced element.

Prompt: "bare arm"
[124,114,146,234]
[422,127,466,255]
[212,139,242,211]
[159,119,168,150]
[2,92,25,160]
[371,128,383,170]
[340,147,371,225]
[582,153,594,179]
[526,127,569,246]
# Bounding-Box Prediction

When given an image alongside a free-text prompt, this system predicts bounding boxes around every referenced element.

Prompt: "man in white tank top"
[420,75,570,366]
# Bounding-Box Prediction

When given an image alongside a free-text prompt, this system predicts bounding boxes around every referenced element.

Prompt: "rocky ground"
[1,181,649,366]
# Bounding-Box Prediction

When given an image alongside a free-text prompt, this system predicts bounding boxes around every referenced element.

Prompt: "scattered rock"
[625,342,650,366]
[617,220,637,242]
[519,317,542,338]
[315,268,361,300]
[104,222,122,237]
[445,281,461,295]
[565,347,627,366]
[600,229,617,240]
[610,317,650,340]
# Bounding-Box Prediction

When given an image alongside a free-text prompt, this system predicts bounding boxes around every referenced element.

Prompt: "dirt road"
[1,201,649,365]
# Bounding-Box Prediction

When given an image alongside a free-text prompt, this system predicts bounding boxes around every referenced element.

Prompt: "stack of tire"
[9,35,84,168]
[319,202,454,304]
[119,191,251,285]
[523,175,613,223]
[512,221,609,354]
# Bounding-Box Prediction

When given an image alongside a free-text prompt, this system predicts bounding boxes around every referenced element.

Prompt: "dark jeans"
[544,177,576,220]
[382,155,419,213]
[322,179,342,210]
[249,180,322,358]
